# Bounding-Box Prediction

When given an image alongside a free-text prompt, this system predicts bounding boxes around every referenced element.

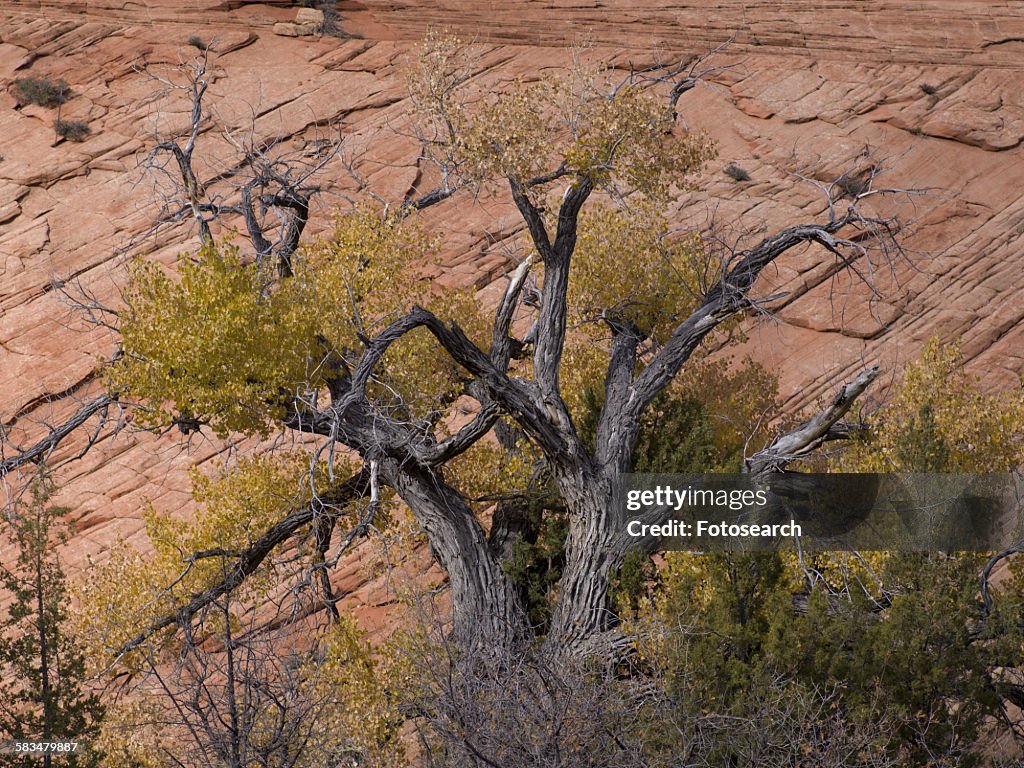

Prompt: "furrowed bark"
[547,214,879,657]
[383,459,527,646]
[528,178,593,407]
[543,471,620,655]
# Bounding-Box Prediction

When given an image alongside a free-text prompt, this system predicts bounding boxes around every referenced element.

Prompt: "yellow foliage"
[568,202,714,344]
[75,452,354,665]
[808,339,1024,595]
[89,619,401,768]
[293,206,489,418]
[460,69,715,194]
[674,354,781,465]
[405,29,476,178]
[294,206,430,352]
[442,430,538,510]
[409,34,715,195]
[114,205,492,433]
[641,340,1024,619]
[459,78,558,185]
[311,616,404,766]
[378,285,491,420]
[555,68,715,198]
[74,540,182,668]
[833,338,1024,472]
[558,335,611,426]
[110,242,320,437]
[93,698,168,768]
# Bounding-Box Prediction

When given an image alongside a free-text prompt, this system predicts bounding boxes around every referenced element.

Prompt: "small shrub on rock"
[12,76,70,108]
[54,119,91,142]
[723,163,751,182]
[835,172,869,199]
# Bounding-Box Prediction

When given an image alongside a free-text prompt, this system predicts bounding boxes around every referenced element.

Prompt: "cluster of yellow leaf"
[309,616,404,767]
[112,206,492,434]
[404,29,476,172]
[568,201,716,344]
[833,338,1024,472]
[783,549,890,598]
[385,289,490,420]
[442,430,538,511]
[559,335,613,425]
[295,207,430,352]
[409,34,715,197]
[89,619,400,768]
[795,340,1024,596]
[74,539,183,669]
[92,698,169,768]
[298,207,489,418]
[458,78,558,185]
[556,68,715,198]
[150,452,343,591]
[109,242,320,437]
[672,355,781,466]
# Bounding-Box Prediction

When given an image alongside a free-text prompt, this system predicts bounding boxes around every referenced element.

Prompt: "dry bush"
[54,119,91,142]
[393,623,899,768]
[723,162,751,181]
[12,76,70,108]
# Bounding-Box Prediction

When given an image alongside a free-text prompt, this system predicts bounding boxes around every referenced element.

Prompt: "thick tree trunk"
[383,459,529,648]
[543,470,622,656]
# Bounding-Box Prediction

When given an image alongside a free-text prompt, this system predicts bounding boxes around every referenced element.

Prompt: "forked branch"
[1,394,118,477]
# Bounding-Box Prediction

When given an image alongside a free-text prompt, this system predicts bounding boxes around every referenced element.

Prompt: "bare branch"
[116,467,371,656]
[745,366,879,476]
[1,394,117,477]
[491,254,535,372]
[531,175,594,408]
[981,541,1024,616]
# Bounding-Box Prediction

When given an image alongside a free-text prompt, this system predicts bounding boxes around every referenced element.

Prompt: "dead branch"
[745,366,880,476]
[1,393,118,477]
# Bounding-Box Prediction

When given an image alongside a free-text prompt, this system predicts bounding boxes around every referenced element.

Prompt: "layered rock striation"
[1,0,1023,632]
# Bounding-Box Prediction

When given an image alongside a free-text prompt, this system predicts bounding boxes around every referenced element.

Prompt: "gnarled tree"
[55,38,908,661]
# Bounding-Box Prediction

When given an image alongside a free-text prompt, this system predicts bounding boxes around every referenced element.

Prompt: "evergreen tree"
[0,480,104,767]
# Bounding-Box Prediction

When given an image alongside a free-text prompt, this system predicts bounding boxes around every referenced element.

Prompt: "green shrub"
[54,119,91,142]
[649,549,1022,766]
[723,162,751,182]
[12,76,70,108]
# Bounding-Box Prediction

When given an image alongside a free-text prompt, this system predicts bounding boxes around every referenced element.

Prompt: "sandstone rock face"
[1,1,1023,631]
[294,7,325,26]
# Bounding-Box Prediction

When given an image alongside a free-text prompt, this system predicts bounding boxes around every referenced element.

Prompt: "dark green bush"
[54,119,91,142]
[724,162,751,182]
[12,76,70,108]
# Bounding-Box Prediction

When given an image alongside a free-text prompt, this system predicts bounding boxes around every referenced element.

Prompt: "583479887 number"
[0,741,81,754]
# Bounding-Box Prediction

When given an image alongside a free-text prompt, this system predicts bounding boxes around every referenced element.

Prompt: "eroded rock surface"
[2,0,1023,633]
